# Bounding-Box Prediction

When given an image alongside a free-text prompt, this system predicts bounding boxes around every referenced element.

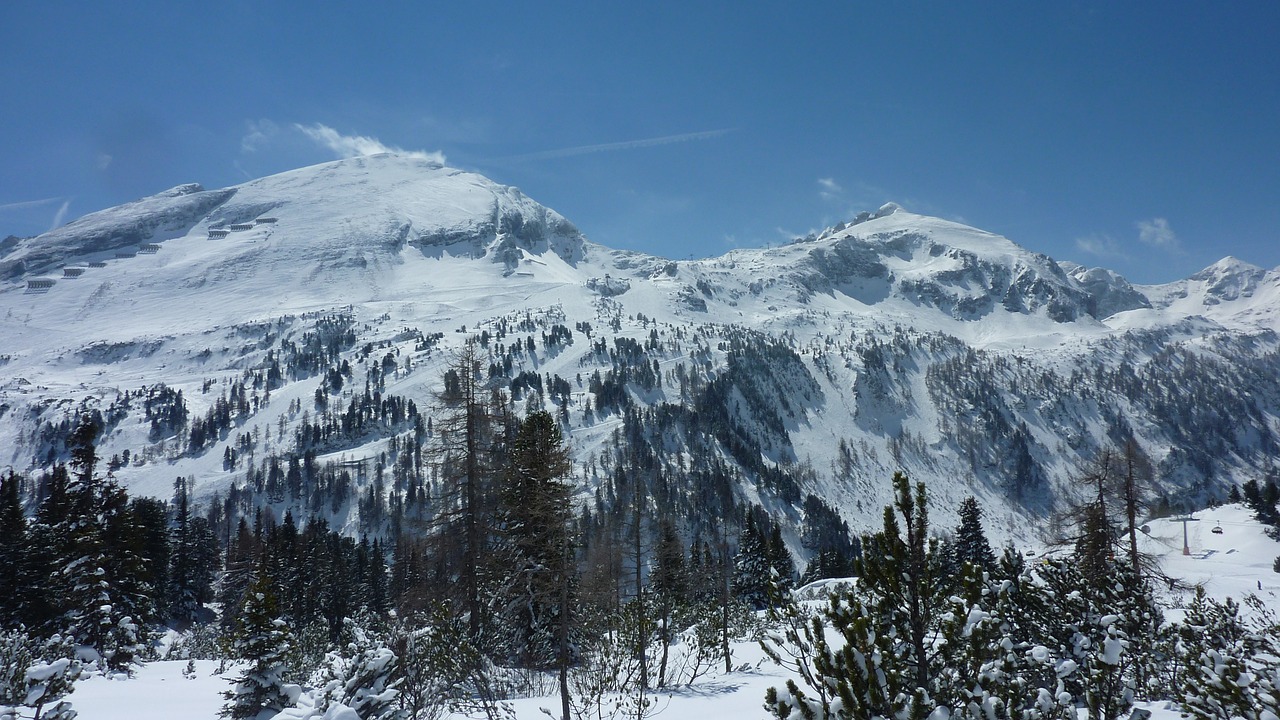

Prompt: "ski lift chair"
[1211,522,1224,535]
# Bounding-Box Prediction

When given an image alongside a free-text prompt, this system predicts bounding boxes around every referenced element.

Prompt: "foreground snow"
[63,502,1279,720]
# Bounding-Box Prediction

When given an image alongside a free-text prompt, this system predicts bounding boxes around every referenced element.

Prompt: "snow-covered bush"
[311,622,404,720]
[0,630,81,720]
[1178,588,1280,720]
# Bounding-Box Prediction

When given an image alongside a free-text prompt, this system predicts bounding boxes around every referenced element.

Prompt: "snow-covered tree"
[952,496,996,573]
[313,621,405,720]
[0,630,81,720]
[1178,588,1280,720]
[765,473,1030,720]
[51,417,154,672]
[1017,555,1161,720]
[221,567,296,720]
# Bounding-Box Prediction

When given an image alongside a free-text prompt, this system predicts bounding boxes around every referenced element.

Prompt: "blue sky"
[2,2,1277,283]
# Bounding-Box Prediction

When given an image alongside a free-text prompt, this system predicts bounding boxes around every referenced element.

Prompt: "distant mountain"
[2,153,1277,552]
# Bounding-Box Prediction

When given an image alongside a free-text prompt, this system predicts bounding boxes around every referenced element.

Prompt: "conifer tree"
[433,341,506,645]
[55,415,153,671]
[953,496,996,574]
[222,564,296,719]
[0,630,81,720]
[499,410,575,720]
[0,472,37,628]
[733,512,772,610]
[168,477,217,624]
[651,518,688,688]
[1178,588,1280,720]
[314,620,406,720]
[765,473,1021,720]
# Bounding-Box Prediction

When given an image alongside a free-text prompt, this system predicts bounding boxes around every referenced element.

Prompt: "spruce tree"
[222,564,296,719]
[168,477,217,624]
[651,518,688,688]
[732,512,772,610]
[56,415,153,671]
[499,409,575,720]
[953,496,996,574]
[0,472,36,628]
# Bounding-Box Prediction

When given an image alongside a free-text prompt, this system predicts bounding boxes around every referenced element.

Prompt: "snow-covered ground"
[62,502,1280,720]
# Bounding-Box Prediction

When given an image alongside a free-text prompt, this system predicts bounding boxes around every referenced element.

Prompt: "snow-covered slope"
[2,154,1278,547]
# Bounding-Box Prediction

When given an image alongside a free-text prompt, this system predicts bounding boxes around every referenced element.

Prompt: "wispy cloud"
[1074,233,1126,259]
[49,200,71,231]
[1137,217,1180,252]
[818,177,843,201]
[241,119,279,153]
[496,128,733,163]
[0,197,63,213]
[295,123,446,164]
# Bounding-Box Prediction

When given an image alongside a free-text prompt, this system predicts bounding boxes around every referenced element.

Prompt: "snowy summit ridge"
[2,153,1279,545]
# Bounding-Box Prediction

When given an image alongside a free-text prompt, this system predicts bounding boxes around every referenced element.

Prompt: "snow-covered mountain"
[3,153,1278,548]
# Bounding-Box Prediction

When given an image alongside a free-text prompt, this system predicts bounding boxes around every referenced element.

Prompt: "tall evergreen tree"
[0,472,37,628]
[168,477,217,624]
[222,563,296,719]
[499,410,575,720]
[651,518,688,688]
[953,496,996,574]
[55,415,154,671]
[733,511,772,610]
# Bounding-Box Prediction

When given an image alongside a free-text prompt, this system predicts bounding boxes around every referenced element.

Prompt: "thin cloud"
[1074,233,1126,259]
[241,119,279,153]
[818,177,843,201]
[295,123,446,164]
[49,200,71,231]
[496,128,734,163]
[0,197,63,213]
[1137,217,1180,252]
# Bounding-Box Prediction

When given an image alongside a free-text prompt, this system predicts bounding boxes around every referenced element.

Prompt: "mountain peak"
[1193,255,1265,279]
[873,201,903,218]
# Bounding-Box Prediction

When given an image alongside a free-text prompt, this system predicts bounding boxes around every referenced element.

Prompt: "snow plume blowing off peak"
[296,123,446,166]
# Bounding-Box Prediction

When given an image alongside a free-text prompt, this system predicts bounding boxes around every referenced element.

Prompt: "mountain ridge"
[2,153,1277,553]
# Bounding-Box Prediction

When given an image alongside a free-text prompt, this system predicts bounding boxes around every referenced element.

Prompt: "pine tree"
[733,512,772,610]
[313,620,406,720]
[651,518,688,688]
[766,524,797,597]
[1178,588,1280,720]
[221,564,296,719]
[953,496,996,574]
[499,410,576,720]
[0,472,37,628]
[55,415,153,671]
[168,477,217,624]
[0,630,81,720]
[765,473,1020,720]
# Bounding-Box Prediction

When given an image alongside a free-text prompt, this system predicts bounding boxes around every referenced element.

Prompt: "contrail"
[494,128,734,163]
[0,197,63,213]
[49,200,72,231]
